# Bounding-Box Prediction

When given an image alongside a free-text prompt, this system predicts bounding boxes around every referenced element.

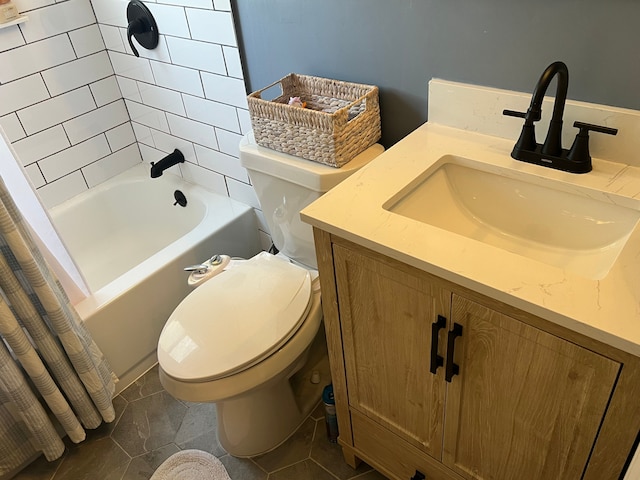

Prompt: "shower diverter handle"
[126,0,159,57]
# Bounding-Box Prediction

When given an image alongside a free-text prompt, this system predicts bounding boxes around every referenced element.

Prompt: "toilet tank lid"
[239,132,384,192]
[157,252,312,382]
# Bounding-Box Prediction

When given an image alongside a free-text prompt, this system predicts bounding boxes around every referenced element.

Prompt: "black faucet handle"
[504,109,538,153]
[567,121,618,170]
[503,108,542,122]
[572,121,618,137]
[503,109,527,119]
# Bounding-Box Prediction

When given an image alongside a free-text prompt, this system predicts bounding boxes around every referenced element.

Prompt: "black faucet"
[150,149,185,178]
[503,61,617,173]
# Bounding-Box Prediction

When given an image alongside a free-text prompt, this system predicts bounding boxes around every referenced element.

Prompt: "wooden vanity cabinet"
[333,242,450,460]
[314,230,640,480]
[444,295,618,480]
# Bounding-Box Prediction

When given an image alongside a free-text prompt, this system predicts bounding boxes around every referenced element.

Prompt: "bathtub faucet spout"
[150,149,185,178]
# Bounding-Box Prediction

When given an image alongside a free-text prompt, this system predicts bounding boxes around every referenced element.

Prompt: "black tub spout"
[150,149,185,178]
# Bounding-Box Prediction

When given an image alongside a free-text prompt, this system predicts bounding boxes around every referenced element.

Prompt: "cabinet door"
[334,244,450,459]
[444,294,620,480]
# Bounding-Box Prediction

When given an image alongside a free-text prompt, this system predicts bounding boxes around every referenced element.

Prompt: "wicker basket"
[247,73,381,168]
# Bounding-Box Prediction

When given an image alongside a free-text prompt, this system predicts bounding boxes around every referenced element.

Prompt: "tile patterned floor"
[13,365,387,480]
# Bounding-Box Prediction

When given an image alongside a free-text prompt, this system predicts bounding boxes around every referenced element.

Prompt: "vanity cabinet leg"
[340,444,362,469]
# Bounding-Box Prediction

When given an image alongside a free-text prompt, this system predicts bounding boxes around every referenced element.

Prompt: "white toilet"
[157,133,384,457]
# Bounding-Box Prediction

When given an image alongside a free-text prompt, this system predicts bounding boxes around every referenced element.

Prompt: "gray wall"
[234,0,640,147]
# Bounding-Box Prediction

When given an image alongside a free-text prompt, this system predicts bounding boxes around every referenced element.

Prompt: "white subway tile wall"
[18,87,97,135]
[19,0,95,43]
[63,100,129,145]
[37,171,90,208]
[201,72,248,108]
[39,135,111,182]
[3,0,269,242]
[68,24,105,57]
[0,35,76,83]
[95,0,257,209]
[90,76,123,106]
[83,143,141,187]
[105,122,136,151]
[0,114,26,143]
[24,163,46,189]
[1,0,139,205]
[222,46,244,79]
[41,51,113,96]
[0,75,49,117]
[0,25,25,52]
[182,94,240,132]
[12,126,71,166]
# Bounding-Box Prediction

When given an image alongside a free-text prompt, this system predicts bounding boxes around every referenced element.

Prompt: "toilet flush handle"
[185,254,232,288]
[183,264,210,275]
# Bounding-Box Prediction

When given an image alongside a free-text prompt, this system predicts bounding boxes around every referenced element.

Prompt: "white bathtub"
[49,163,261,391]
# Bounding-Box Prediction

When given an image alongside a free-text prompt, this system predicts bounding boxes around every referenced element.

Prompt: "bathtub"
[49,163,261,392]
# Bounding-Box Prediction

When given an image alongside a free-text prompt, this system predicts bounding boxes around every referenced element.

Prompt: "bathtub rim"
[50,163,255,316]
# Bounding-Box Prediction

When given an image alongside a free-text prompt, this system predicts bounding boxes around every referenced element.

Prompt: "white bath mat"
[150,449,231,480]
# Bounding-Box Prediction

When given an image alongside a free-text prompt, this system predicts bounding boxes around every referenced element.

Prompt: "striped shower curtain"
[0,175,117,476]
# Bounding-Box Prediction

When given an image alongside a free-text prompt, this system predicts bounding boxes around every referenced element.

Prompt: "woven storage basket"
[247,73,381,168]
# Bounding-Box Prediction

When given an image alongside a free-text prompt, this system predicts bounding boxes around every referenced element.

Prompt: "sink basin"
[384,156,640,279]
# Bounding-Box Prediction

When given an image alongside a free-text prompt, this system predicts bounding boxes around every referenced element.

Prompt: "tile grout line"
[308,457,342,479]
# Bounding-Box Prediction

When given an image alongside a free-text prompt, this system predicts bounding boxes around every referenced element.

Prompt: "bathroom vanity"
[301,81,640,480]
[310,231,638,480]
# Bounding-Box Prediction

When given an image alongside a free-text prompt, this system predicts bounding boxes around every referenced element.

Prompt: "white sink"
[384,156,640,279]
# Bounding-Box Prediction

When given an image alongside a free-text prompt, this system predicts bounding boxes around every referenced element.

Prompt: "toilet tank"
[239,133,384,269]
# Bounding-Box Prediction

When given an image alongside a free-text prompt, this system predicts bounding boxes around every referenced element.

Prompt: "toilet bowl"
[158,252,326,456]
[157,134,384,457]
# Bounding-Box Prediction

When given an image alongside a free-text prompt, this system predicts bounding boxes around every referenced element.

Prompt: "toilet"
[157,133,384,457]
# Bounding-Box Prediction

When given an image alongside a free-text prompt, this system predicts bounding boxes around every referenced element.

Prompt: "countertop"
[301,122,640,357]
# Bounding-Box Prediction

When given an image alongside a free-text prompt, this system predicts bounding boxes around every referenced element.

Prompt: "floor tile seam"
[140,439,181,457]
[260,453,318,475]
[300,417,321,469]
[175,436,211,450]
[132,389,167,403]
[113,435,136,459]
[348,469,379,479]
[253,417,321,474]
[109,433,137,459]
[109,406,128,431]
[121,391,154,403]
[176,398,195,408]
[116,458,134,480]
[120,387,149,402]
[172,410,215,448]
[52,451,133,480]
[127,442,181,460]
[106,438,135,479]
[308,457,342,479]
[47,454,67,480]
[138,386,168,400]
[121,365,164,397]
[248,456,271,474]
[308,417,328,460]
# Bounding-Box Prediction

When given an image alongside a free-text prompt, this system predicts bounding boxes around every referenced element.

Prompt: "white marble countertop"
[301,121,640,357]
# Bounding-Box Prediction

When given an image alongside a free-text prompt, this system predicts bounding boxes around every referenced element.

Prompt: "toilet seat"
[158,252,312,383]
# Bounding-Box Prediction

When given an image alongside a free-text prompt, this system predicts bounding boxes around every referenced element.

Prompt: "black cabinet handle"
[445,323,463,383]
[429,315,446,374]
[410,471,426,480]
